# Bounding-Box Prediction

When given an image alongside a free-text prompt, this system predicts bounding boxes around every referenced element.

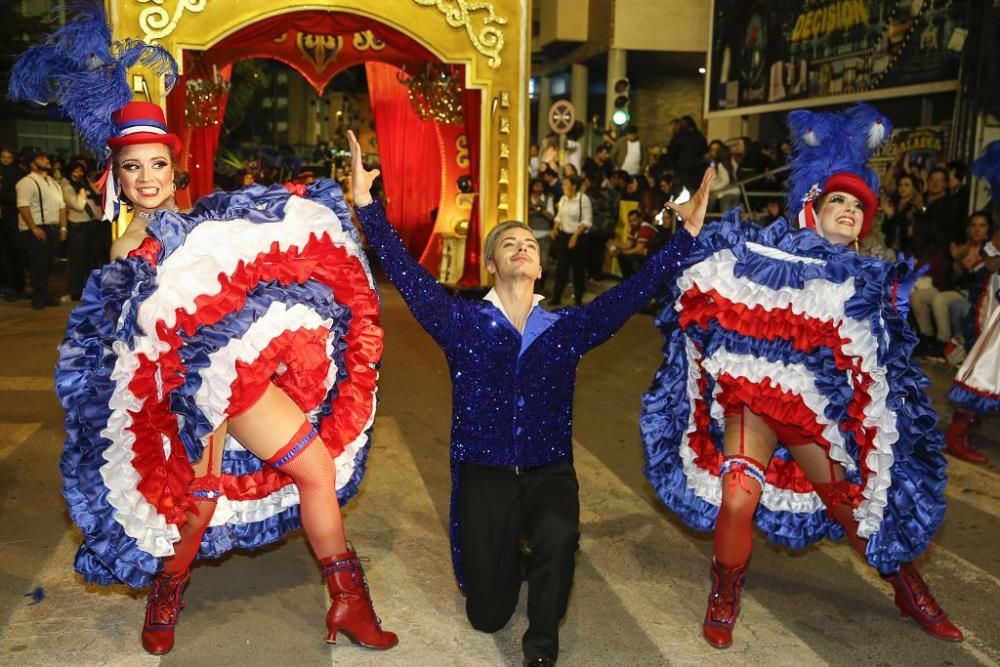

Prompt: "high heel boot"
[883,562,963,642]
[703,559,747,649]
[944,408,987,464]
[141,569,191,655]
[320,550,398,650]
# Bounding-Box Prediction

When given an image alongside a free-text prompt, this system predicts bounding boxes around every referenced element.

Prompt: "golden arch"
[106,0,530,281]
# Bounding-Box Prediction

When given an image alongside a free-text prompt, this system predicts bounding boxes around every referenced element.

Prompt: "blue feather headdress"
[8,1,178,159]
[785,103,892,237]
[971,140,1000,196]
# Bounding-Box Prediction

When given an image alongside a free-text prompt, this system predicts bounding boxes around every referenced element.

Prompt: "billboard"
[706,0,967,116]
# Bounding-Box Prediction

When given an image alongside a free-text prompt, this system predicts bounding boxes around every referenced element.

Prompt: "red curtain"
[166,64,232,208]
[195,12,437,95]
[457,88,481,287]
[365,61,441,257]
[168,10,438,205]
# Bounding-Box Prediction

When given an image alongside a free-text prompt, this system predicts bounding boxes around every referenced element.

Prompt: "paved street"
[0,284,998,667]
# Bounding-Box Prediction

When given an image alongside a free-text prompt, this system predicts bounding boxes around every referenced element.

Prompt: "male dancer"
[348,130,712,665]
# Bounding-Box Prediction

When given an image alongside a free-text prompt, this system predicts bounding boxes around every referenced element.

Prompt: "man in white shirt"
[16,146,66,309]
[549,174,592,306]
[612,125,645,177]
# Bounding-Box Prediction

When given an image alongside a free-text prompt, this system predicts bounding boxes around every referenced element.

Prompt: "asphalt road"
[0,283,997,667]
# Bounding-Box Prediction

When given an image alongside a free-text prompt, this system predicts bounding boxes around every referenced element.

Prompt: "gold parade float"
[106,0,531,284]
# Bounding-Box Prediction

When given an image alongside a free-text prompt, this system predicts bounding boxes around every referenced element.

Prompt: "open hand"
[346,130,380,207]
[663,167,715,237]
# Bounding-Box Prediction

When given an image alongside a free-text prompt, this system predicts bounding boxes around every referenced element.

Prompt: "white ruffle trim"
[138,196,373,336]
[955,305,1000,395]
[100,340,180,558]
[210,392,377,528]
[100,195,377,558]
[674,246,898,537]
[678,338,826,515]
[193,302,334,428]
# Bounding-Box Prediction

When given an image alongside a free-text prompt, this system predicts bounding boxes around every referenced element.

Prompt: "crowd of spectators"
[5,122,998,363]
[877,157,1000,359]
[0,146,106,309]
[525,118,790,304]
[524,117,1000,360]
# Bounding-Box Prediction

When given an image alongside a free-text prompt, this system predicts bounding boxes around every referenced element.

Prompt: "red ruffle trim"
[952,380,1000,400]
[125,233,381,521]
[681,286,879,497]
[126,237,163,268]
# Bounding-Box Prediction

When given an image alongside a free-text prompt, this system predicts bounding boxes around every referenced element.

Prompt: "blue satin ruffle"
[640,212,948,574]
[55,179,376,588]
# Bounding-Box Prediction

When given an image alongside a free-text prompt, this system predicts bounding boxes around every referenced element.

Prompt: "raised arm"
[61,180,87,212]
[579,168,713,349]
[347,130,456,346]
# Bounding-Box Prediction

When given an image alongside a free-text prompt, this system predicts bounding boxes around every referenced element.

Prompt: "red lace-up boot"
[944,408,987,464]
[702,559,747,649]
[883,562,963,642]
[141,569,191,655]
[321,550,398,650]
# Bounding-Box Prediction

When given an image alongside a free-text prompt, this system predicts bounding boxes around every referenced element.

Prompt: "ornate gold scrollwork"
[412,0,507,69]
[498,117,510,134]
[297,34,343,72]
[137,0,208,43]
[498,141,509,159]
[456,135,470,168]
[353,30,386,51]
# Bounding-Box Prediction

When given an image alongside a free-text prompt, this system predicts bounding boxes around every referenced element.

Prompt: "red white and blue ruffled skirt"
[950,290,1000,414]
[641,212,948,574]
[55,180,382,588]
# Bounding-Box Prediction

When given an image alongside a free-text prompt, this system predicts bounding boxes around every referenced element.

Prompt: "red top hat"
[797,171,877,239]
[106,101,183,156]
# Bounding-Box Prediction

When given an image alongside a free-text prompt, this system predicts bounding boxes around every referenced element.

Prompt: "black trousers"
[459,460,580,661]
[19,225,59,307]
[66,220,108,299]
[588,232,611,279]
[0,213,24,293]
[618,254,647,280]
[552,231,589,305]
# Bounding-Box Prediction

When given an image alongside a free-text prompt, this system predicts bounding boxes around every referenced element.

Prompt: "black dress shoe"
[524,658,555,666]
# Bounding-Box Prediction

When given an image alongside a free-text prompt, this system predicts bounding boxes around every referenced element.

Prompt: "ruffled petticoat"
[950,293,1000,414]
[640,210,948,575]
[55,180,382,588]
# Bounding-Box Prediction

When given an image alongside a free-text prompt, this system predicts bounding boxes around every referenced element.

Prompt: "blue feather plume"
[8,1,178,157]
[971,140,1000,194]
[785,103,893,220]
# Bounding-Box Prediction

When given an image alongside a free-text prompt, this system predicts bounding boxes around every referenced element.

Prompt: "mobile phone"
[656,187,692,226]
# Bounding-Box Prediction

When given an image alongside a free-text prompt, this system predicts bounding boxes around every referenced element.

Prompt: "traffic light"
[612,78,630,125]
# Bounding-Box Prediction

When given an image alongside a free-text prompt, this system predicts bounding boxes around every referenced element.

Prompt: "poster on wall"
[886,126,948,173]
[707,0,966,115]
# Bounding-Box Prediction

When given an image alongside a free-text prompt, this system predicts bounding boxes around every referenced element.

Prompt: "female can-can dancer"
[641,104,962,648]
[11,5,396,656]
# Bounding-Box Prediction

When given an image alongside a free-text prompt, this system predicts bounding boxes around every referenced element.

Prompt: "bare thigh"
[786,442,846,484]
[723,407,779,464]
[227,383,315,462]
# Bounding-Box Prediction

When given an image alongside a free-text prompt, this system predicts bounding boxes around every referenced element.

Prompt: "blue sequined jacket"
[356,201,695,467]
